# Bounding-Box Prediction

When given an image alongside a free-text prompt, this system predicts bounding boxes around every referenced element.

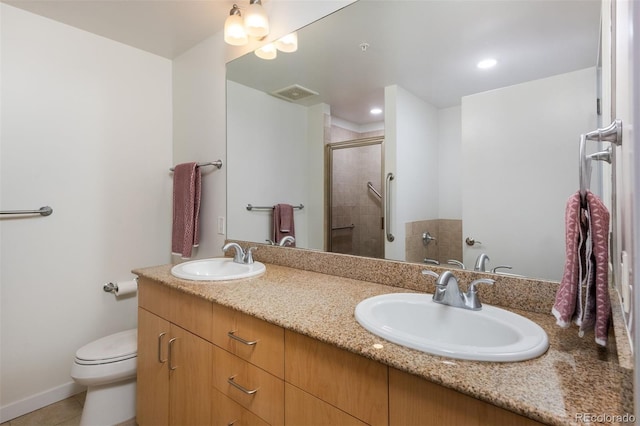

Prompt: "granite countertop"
[133,262,632,426]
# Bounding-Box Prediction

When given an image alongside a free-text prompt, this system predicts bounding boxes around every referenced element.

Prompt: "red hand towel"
[171,162,201,258]
[273,204,295,246]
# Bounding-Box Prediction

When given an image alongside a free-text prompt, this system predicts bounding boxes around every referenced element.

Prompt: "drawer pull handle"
[158,332,167,364]
[228,421,237,426]
[227,330,258,346]
[168,337,178,371]
[227,375,258,395]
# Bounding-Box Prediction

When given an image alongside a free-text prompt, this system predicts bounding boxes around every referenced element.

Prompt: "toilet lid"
[75,328,137,365]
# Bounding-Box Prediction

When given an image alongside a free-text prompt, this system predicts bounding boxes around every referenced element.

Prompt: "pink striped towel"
[552,190,610,346]
[171,162,201,258]
[273,204,295,246]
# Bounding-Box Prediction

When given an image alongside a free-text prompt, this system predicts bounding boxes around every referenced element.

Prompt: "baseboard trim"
[0,381,85,423]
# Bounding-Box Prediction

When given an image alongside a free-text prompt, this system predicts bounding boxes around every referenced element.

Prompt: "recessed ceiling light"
[370,107,383,115]
[477,58,497,69]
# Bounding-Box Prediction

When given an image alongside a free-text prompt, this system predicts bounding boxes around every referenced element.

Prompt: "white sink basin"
[171,258,266,281]
[355,293,549,362]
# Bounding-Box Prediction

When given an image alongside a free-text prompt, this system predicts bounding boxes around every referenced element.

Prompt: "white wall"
[226,81,310,247]
[438,106,462,220]
[461,67,597,280]
[172,33,228,259]
[385,85,439,261]
[0,4,173,421]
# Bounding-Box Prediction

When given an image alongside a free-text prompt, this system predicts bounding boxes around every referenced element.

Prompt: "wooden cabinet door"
[284,330,388,426]
[137,307,170,426]
[168,324,213,426]
[285,383,368,426]
[389,368,543,426]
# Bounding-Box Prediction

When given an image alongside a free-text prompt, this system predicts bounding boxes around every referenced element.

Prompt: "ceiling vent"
[271,84,319,102]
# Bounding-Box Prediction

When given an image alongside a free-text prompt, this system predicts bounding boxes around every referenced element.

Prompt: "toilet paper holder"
[103,282,119,293]
[103,277,138,294]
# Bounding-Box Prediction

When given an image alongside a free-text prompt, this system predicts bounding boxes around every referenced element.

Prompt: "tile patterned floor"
[0,393,136,426]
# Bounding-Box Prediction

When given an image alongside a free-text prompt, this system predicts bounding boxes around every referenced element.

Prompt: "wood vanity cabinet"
[137,278,544,426]
[137,279,212,426]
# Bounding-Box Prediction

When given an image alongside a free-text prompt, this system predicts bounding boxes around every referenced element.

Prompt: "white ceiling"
[228,0,602,123]
[2,0,231,59]
[3,0,602,124]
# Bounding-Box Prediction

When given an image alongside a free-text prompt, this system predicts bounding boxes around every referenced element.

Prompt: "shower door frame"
[325,136,385,257]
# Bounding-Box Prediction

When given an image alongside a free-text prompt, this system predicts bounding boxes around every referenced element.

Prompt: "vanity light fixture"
[275,32,298,53]
[224,4,248,46]
[224,0,270,46]
[244,0,270,38]
[477,58,498,69]
[255,43,278,60]
[370,107,383,115]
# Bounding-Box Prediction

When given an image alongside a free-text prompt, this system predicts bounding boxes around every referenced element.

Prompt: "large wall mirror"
[226,0,603,282]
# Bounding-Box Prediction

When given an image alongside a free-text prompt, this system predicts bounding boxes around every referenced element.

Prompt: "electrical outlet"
[217,217,225,235]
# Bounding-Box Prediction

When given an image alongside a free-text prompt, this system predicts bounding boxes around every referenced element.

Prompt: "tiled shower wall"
[328,120,385,258]
[405,219,463,265]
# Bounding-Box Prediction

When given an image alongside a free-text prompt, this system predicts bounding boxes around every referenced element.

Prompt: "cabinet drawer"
[212,388,270,426]
[211,303,284,378]
[212,345,284,425]
[285,383,368,426]
[284,330,388,426]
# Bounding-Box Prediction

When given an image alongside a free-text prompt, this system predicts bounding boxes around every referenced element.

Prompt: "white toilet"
[70,329,137,426]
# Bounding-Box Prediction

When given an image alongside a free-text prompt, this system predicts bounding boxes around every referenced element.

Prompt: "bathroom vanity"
[134,247,631,426]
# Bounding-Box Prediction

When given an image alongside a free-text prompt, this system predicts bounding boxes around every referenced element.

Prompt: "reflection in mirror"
[226,0,602,282]
[327,137,384,258]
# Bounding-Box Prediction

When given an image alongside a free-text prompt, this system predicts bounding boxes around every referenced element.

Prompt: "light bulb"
[275,33,298,53]
[477,58,497,69]
[244,0,269,38]
[255,43,277,60]
[224,5,248,46]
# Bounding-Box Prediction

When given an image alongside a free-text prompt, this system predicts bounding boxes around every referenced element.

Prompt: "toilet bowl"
[70,329,137,426]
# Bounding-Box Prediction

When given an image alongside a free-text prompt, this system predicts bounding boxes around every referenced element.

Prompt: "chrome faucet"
[473,253,490,272]
[222,243,257,264]
[422,270,495,310]
[223,242,244,263]
[278,236,295,247]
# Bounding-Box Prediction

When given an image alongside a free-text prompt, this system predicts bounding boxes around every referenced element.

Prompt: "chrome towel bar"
[246,204,304,211]
[169,160,223,172]
[579,119,622,199]
[0,206,53,216]
[332,224,355,231]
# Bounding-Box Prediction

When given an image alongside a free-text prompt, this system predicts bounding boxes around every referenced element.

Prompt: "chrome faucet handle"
[244,247,257,264]
[491,265,513,274]
[468,278,495,292]
[447,259,465,269]
[421,270,439,279]
[465,278,496,310]
[423,258,440,265]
